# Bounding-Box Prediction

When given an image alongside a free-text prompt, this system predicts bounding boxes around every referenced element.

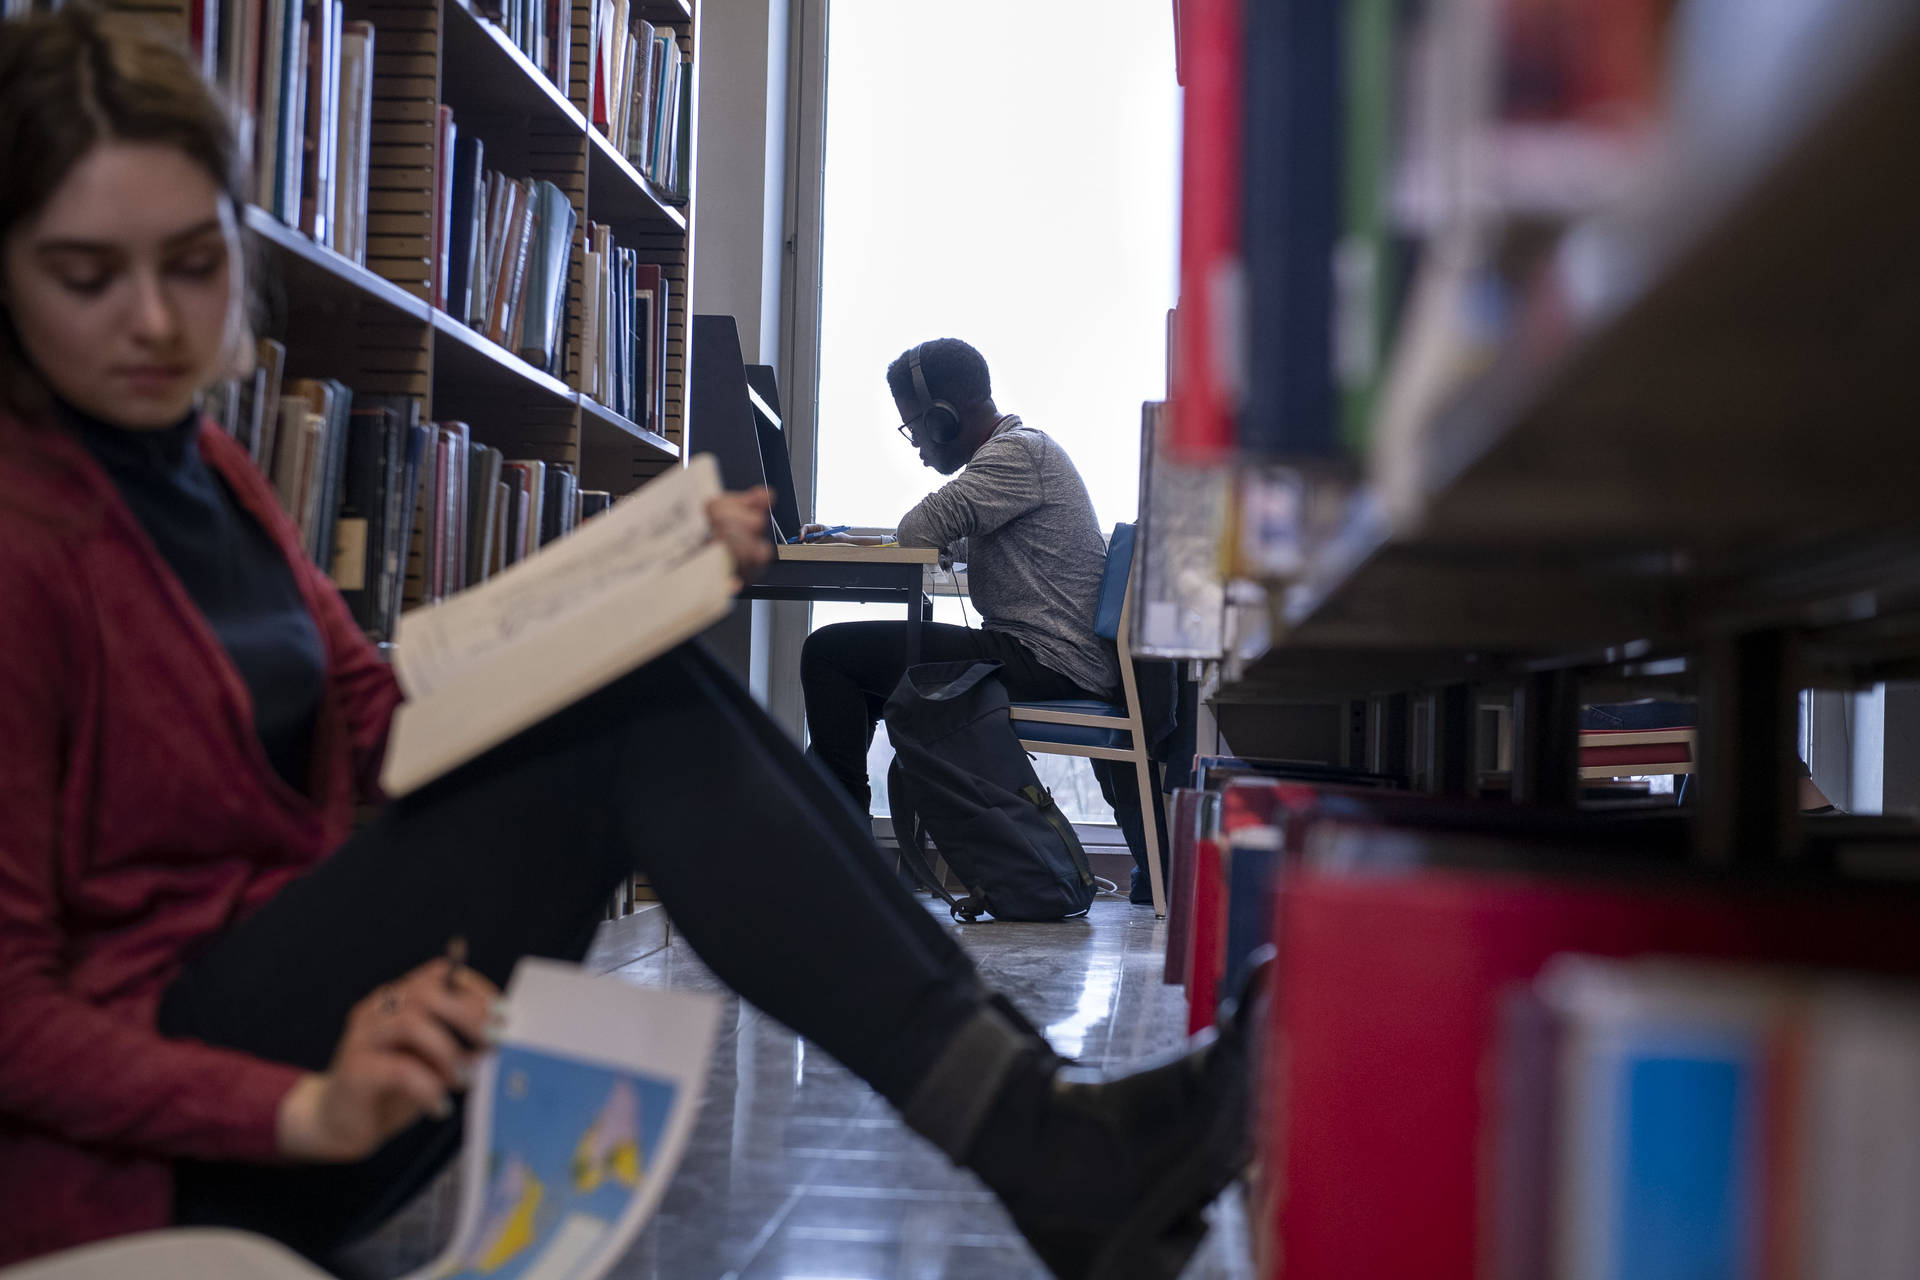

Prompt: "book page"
[403,959,721,1280]
[381,456,731,796]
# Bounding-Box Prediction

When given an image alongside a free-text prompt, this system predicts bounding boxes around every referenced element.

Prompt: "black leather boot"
[902,958,1269,1280]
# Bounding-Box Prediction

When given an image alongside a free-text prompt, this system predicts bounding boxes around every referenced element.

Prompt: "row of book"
[432,119,578,374]
[1172,0,1677,462]
[1159,765,1920,1279]
[195,0,375,261]
[1493,956,1920,1280]
[204,342,612,639]
[588,0,690,201]
[580,224,669,433]
[475,0,571,100]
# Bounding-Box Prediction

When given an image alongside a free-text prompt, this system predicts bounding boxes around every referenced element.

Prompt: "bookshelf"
[243,203,425,319]
[1159,7,1920,1274]
[1182,1,1920,854]
[103,0,701,935]
[115,0,698,493]
[1274,16,1920,658]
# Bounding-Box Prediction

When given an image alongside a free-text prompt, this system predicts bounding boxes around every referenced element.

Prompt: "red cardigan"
[0,410,401,1264]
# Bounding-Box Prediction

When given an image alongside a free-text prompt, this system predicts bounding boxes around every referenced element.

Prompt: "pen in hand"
[444,935,467,992]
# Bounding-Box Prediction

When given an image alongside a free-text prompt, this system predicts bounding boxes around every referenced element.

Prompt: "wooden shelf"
[242,204,429,322]
[442,0,584,132]
[429,307,574,403]
[1273,12,1920,661]
[585,126,688,230]
[578,394,679,461]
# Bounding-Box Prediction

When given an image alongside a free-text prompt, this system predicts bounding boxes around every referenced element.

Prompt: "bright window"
[813,0,1181,531]
[807,0,1182,822]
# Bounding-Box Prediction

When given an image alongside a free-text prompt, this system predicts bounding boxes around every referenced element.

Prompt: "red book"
[1579,743,1694,768]
[488,182,533,345]
[189,0,217,78]
[1163,788,1206,985]
[1184,836,1225,1035]
[1261,849,1920,1280]
[1169,0,1241,462]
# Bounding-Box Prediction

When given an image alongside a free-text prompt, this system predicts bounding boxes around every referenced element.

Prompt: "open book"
[381,454,732,797]
[13,961,721,1280]
[404,959,721,1280]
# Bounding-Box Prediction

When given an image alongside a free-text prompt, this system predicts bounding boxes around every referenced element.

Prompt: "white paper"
[403,958,722,1280]
[380,456,734,796]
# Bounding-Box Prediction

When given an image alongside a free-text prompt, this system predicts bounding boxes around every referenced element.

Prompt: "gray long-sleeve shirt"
[896,416,1119,696]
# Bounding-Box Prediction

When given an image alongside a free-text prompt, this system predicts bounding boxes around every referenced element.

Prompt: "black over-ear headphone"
[907,343,963,445]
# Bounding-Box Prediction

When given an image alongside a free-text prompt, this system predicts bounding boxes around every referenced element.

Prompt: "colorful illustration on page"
[439,1045,678,1279]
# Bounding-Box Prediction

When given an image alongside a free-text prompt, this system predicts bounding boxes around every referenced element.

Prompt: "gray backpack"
[883,659,1097,922]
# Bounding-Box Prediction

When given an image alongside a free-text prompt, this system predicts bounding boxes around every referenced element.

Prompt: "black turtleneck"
[67,403,327,796]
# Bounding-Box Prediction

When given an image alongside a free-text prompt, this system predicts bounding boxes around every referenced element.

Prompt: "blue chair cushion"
[1010,701,1131,751]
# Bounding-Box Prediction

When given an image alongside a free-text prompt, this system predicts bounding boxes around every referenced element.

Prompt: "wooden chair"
[1007,523,1168,917]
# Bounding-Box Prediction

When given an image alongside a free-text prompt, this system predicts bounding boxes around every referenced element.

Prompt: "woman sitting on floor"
[0,11,1254,1279]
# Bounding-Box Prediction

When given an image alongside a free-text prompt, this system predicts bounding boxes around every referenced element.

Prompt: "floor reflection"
[344,896,1254,1280]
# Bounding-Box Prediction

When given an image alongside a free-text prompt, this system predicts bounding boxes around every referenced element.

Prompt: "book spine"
[432,106,456,312]
[442,422,470,594]
[336,21,374,264]
[313,381,353,572]
[502,183,538,349]
[487,181,529,343]
[672,60,692,201]
[448,136,485,324]
[334,410,386,628]
[283,13,310,223]
[299,411,327,560]
[1240,0,1340,458]
[255,0,288,211]
[394,419,429,623]
[1169,0,1241,462]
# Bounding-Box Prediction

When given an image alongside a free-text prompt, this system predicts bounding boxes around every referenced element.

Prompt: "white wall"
[690,1,795,720]
[692,0,789,364]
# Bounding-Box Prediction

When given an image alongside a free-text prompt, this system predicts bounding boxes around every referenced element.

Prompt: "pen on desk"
[791,524,851,544]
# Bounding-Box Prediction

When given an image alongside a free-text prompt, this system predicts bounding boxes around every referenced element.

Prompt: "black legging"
[157,641,988,1260]
[801,620,1094,809]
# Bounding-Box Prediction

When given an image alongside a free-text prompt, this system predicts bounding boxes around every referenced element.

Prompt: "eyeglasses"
[895,412,926,443]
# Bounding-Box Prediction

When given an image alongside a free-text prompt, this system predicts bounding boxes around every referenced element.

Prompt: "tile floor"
[345,896,1254,1280]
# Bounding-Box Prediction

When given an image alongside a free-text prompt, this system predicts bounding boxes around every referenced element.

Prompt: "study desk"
[742,544,942,664]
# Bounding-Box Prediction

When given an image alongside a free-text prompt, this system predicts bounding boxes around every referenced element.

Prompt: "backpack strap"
[1019,783,1096,889]
[888,757,984,918]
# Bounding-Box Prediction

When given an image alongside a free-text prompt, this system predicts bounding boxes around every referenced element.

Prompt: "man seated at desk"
[800,337,1134,837]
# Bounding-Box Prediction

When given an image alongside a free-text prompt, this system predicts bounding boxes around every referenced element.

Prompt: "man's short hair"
[886,338,992,410]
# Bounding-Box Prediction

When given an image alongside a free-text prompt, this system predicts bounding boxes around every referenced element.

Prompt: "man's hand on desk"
[708,487,775,585]
[796,524,891,546]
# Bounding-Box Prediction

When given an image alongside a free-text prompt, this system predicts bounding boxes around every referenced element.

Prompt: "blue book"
[1545,961,1772,1280]
[447,135,485,326]
[1222,827,1281,1004]
[1240,0,1342,458]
